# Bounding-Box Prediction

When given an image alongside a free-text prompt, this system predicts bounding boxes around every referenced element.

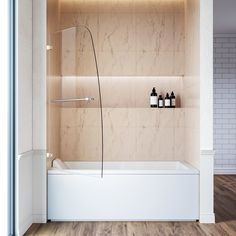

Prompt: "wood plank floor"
[25,175,236,236]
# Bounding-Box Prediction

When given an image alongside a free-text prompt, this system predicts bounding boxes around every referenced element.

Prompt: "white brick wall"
[214,34,236,173]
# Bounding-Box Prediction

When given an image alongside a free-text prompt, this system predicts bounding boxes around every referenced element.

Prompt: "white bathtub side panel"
[48,174,199,221]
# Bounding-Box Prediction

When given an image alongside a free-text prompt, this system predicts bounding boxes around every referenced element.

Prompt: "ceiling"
[214,0,236,33]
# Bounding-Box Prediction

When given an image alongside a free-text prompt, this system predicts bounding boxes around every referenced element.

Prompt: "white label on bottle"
[159,100,163,107]
[150,96,157,105]
[165,99,170,107]
[171,99,176,106]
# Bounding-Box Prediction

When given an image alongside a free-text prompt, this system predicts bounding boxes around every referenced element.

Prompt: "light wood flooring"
[25,175,236,236]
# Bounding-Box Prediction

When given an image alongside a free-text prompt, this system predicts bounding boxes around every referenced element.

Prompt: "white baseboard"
[200,213,215,223]
[18,214,46,233]
[33,214,47,223]
[17,215,33,236]
[214,168,236,175]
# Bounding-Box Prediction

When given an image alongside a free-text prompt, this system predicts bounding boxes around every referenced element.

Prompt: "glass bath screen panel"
[48,26,103,175]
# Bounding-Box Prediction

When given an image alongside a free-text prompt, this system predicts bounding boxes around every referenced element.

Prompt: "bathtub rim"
[48,160,199,175]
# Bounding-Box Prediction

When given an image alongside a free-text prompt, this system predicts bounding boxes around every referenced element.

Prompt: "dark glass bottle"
[158,95,164,108]
[170,91,176,108]
[164,93,171,108]
[150,87,157,108]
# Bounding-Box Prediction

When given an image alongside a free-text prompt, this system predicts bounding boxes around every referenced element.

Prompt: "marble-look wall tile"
[174,13,185,52]
[103,108,135,128]
[61,126,102,161]
[62,108,102,128]
[135,52,175,76]
[98,13,135,52]
[134,108,160,128]
[134,0,183,14]
[98,0,134,14]
[174,127,185,160]
[99,52,136,76]
[184,127,200,167]
[76,52,98,75]
[60,13,99,40]
[60,13,78,29]
[60,0,99,14]
[100,77,136,108]
[159,109,175,128]
[61,28,77,75]
[60,0,184,14]
[57,1,186,162]
[174,52,185,75]
[174,108,185,127]
[60,0,185,76]
[135,127,160,160]
[105,127,136,161]
[60,108,185,162]
[135,13,174,52]
[157,128,175,159]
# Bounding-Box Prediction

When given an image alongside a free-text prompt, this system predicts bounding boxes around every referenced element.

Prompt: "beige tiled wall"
[46,0,199,163]
[60,108,185,161]
[59,0,185,76]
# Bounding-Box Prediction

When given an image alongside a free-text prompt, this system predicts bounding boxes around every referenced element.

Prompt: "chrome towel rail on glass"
[51,97,95,103]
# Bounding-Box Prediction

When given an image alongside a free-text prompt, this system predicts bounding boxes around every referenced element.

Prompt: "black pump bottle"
[150,87,158,108]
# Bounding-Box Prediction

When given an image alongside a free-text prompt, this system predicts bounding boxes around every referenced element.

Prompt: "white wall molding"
[16,0,47,234]
[199,0,214,224]
[17,150,34,161]
[16,151,33,236]
[18,215,33,236]
[201,150,215,156]
[200,150,215,224]
[33,0,47,150]
[33,214,47,223]
[214,168,236,175]
[33,149,46,156]
[0,1,11,234]
[214,33,236,37]
[32,0,47,228]
[32,149,47,224]
[16,149,47,235]
[200,213,216,224]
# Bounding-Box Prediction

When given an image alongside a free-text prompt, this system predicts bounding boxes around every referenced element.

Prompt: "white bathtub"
[48,161,199,221]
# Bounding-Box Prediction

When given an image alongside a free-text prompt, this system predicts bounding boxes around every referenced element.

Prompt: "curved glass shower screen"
[47,26,104,177]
